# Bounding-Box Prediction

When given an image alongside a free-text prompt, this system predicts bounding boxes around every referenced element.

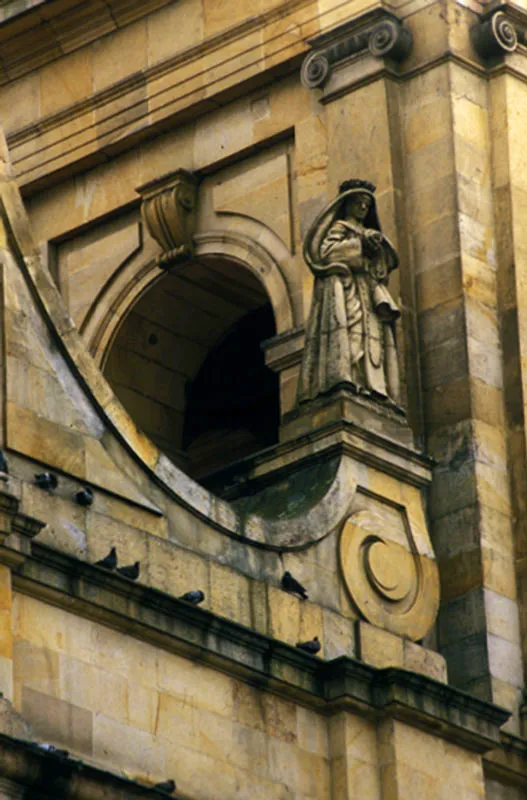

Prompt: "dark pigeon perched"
[75,487,94,506]
[117,561,140,580]
[94,547,118,570]
[281,571,308,600]
[296,636,321,655]
[35,472,58,490]
[154,779,176,794]
[179,590,205,606]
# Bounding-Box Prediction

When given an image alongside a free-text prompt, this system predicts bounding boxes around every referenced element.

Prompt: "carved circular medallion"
[339,509,440,641]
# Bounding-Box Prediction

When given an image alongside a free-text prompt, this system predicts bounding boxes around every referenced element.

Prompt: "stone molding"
[0,733,175,799]
[300,10,413,90]
[262,325,305,374]
[0,777,24,799]
[7,0,313,191]
[0,0,175,86]
[83,218,297,367]
[14,543,510,755]
[0,481,44,569]
[8,1,527,193]
[484,732,527,789]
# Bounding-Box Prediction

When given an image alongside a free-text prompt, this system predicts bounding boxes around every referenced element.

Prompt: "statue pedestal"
[250,393,438,643]
[280,386,414,448]
[202,390,438,645]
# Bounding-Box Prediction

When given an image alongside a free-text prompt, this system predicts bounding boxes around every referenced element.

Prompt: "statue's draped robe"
[298,217,400,403]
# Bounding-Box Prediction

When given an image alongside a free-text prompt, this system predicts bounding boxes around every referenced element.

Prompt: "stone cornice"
[0,732,181,798]
[13,543,510,754]
[251,417,432,488]
[0,0,46,25]
[484,732,527,787]
[6,1,527,193]
[0,478,44,568]
[8,0,315,192]
[0,0,174,85]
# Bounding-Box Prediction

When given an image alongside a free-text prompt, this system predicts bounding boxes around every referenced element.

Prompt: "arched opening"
[103,256,279,488]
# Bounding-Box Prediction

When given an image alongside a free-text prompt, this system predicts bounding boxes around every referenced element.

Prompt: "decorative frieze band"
[301,12,413,90]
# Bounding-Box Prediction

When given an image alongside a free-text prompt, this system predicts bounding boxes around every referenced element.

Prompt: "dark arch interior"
[103,257,280,487]
[183,304,279,481]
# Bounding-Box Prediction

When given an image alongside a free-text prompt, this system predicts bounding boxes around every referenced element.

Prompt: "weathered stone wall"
[0,0,526,796]
[13,593,333,795]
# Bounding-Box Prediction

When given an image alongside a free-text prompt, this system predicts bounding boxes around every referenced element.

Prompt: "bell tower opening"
[103,256,279,489]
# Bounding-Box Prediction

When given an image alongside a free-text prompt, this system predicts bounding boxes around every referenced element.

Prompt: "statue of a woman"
[298,179,401,405]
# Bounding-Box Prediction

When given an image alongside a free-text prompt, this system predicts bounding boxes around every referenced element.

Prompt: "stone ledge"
[0,0,46,25]
[484,731,527,788]
[0,0,175,83]
[0,732,181,799]
[13,544,510,754]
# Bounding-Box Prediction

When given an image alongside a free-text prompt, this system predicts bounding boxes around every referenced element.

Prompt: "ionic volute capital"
[472,8,519,59]
[301,12,412,90]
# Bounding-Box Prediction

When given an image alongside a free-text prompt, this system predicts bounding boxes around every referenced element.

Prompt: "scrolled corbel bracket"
[301,12,413,90]
[136,169,200,270]
[472,9,519,60]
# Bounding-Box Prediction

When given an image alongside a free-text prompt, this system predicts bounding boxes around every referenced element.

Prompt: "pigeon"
[178,590,205,606]
[94,547,118,570]
[154,779,176,794]
[296,636,321,655]
[75,487,94,506]
[35,472,58,490]
[36,743,69,757]
[117,561,140,580]
[281,571,308,600]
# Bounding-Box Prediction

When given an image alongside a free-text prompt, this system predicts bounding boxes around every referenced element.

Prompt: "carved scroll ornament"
[339,502,439,641]
[137,169,199,269]
[472,9,519,59]
[301,12,412,89]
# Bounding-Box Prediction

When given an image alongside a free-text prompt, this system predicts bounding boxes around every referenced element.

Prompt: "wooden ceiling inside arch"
[103,256,278,479]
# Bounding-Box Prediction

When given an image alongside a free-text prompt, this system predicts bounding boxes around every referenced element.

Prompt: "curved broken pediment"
[0,134,357,552]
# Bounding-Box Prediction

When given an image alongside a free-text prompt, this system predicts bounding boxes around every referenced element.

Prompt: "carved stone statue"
[298,179,401,405]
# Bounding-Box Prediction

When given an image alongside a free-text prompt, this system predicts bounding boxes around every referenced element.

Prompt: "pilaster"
[298,0,527,730]
[0,478,44,701]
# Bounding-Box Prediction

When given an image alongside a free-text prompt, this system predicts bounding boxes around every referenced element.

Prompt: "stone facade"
[0,0,525,796]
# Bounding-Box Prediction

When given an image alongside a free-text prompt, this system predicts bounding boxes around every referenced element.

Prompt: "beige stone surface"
[379,718,487,799]
[403,640,448,683]
[1,0,527,792]
[358,622,404,669]
[147,0,204,66]
[39,49,93,118]
[329,712,381,800]
[12,593,337,793]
